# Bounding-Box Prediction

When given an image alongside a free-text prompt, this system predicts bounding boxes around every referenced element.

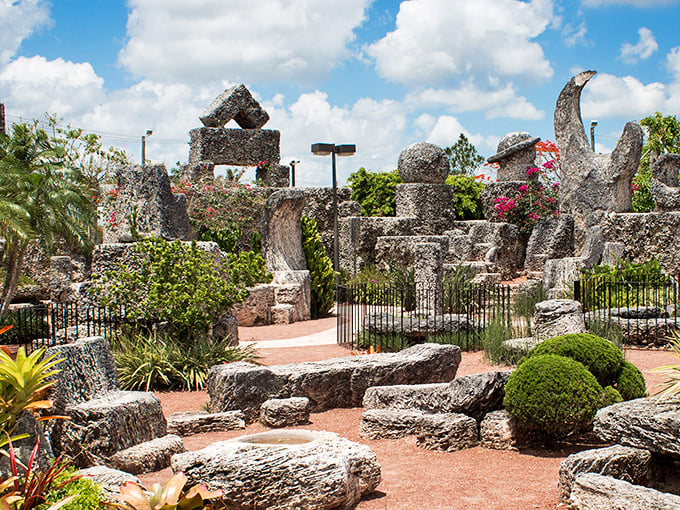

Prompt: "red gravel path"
[137,320,679,509]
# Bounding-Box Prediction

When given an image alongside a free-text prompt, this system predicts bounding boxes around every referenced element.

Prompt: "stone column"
[414,243,443,315]
[262,189,308,272]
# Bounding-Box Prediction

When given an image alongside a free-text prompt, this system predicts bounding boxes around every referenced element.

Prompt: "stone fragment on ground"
[415,412,478,452]
[594,397,680,457]
[79,466,141,496]
[532,299,586,341]
[167,410,245,436]
[207,343,461,422]
[568,473,680,510]
[479,410,536,451]
[360,409,429,440]
[260,397,310,428]
[171,430,381,510]
[109,434,185,475]
[558,445,652,503]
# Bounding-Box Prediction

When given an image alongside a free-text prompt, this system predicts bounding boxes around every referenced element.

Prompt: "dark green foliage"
[481,317,526,365]
[617,360,648,400]
[111,332,258,391]
[444,133,486,176]
[44,467,104,510]
[525,333,624,387]
[445,174,485,220]
[301,216,335,318]
[92,238,247,343]
[347,168,402,217]
[227,250,272,288]
[602,386,624,407]
[504,354,604,437]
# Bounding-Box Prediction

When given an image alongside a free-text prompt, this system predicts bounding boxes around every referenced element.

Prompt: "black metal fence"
[574,273,680,346]
[0,303,123,352]
[336,282,517,352]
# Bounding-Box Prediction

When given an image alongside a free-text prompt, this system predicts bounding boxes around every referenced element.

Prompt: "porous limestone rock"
[554,70,643,251]
[262,190,308,272]
[232,285,275,326]
[568,473,680,510]
[487,132,540,182]
[594,398,680,458]
[397,142,450,183]
[171,430,381,510]
[79,466,141,496]
[415,412,478,452]
[532,299,586,341]
[363,371,509,420]
[479,410,536,451]
[524,215,574,272]
[259,397,310,428]
[360,409,428,439]
[651,153,680,212]
[558,446,652,503]
[395,183,456,234]
[207,343,462,422]
[181,160,214,183]
[105,164,191,243]
[301,187,354,257]
[109,435,185,475]
[167,410,246,436]
[200,84,269,129]
[414,243,444,314]
[188,128,280,166]
[257,163,290,187]
[375,236,449,274]
[361,312,475,338]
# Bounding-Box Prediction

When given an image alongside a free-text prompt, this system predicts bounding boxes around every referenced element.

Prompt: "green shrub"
[445,174,485,220]
[481,316,526,365]
[504,354,604,437]
[227,250,272,288]
[347,168,402,217]
[586,318,624,351]
[301,216,335,318]
[525,333,624,387]
[617,360,647,400]
[44,467,104,510]
[602,385,624,407]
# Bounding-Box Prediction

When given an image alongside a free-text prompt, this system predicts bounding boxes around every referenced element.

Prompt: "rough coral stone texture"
[532,299,586,341]
[256,163,290,187]
[259,397,310,428]
[524,215,575,272]
[109,435,185,475]
[568,473,680,510]
[651,153,680,212]
[487,132,540,182]
[171,430,381,510]
[558,446,652,503]
[415,412,479,452]
[397,142,450,183]
[262,190,308,272]
[594,397,680,458]
[479,409,537,451]
[199,84,269,129]
[167,410,246,436]
[395,183,456,234]
[79,466,142,496]
[374,236,449,273]
[188,127,280,166]
[360,409,428,440]
[207,343,461,422]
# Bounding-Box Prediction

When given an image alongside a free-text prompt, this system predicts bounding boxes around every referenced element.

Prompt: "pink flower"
[518,184,529,192]
[542,160,555,169]
[526,167,540,176]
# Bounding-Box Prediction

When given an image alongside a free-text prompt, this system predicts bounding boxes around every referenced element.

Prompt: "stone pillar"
[414,243,443,315]
[262,189,307,272]
[257,163,290,187]
[532,299,586,341]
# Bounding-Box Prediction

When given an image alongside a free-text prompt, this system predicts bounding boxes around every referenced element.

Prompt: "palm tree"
[0,122,97,319]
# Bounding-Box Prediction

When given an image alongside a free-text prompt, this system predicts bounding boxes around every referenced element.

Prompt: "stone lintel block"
[189,128,280,166]
[167,410,246,436]
[109,434,185,475]
[568,473,680,509]
[200,84,269,129]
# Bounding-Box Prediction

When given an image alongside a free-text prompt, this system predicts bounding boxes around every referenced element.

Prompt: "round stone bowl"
[171,430,381,509]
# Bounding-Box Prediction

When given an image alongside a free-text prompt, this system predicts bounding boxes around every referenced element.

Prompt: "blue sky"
[2,0,680,186]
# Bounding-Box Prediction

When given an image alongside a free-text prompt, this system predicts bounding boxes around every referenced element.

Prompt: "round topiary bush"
[617,360,647,400]
[504,354,604,437]
[602,385,623,407]
[525,333,623,387]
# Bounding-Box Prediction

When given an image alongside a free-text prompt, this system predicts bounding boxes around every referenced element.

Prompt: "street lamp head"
[335,144,356,157]
[146,129,153,136]
[311,143,334,156]
[590,121,598,128]
[290,160,300,165]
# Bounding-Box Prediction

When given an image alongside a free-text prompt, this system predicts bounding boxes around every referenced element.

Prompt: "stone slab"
[167,410,246,436]
[188,127,280,166]
[259,397,310,428]
[200,84,269,129]
[568,473,680,510]
[109,434,185,475]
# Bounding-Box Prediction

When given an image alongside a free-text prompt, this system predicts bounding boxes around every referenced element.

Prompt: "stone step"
[108,434,185,475]
[460,261,488,274]
[471,273,502,284]
[272,304,296,324]
[469,242,493,261]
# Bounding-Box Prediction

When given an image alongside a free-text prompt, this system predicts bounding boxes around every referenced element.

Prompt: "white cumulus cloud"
[582,0,679,6]
[118,0,371,84]
[0,0,51,65]
[365,0,555,85]
[619,27,658,64]
[581,73,667,118]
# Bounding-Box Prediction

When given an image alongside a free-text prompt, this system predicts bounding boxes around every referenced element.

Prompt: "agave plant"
[104,473,222,510]
[652,331,680,399]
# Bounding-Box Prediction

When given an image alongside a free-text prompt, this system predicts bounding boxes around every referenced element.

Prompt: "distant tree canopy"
[347,167,402,217]
[633,112,680,212]
[445,133,486,176]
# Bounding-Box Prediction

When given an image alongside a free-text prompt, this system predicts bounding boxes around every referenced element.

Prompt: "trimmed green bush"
[504,354,604,437]
[617,360,648,400]
[602,385,624,407]
[525,333,623,387]
[301,216,335,318]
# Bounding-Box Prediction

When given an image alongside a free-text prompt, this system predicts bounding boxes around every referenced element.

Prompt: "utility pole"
[0,103,5,135]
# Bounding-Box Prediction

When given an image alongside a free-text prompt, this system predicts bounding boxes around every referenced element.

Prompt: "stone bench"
[207,343,462,422]
[167,410,246,436]
[260,397,310,428]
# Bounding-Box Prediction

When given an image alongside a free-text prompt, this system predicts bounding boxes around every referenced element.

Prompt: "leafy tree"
[445,174,485,220]
[633,112,680,212]
[0,122,97,320]
[347,168,402,217]
[301,216,335,318]
[444,133,485,176]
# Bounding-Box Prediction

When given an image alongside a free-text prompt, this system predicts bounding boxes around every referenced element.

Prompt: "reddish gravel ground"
[137,319,679,510]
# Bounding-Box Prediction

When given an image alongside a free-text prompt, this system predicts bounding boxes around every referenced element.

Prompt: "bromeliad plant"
[103,473,222,510]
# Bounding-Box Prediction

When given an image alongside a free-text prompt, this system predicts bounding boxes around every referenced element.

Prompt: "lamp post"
[590,120,598,151]
[311,143,356,286]
[141,129,153,165]
[289,160,300,187]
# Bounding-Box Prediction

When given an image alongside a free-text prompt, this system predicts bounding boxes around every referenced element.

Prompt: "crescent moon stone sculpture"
[554,70,643,251]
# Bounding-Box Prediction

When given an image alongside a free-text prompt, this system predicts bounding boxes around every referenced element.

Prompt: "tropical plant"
[504,354,605,438]
[92,238,248,343]
[445,174,485,220]
[301,216,335,318]
[347,168,402,217]
[444,133,485,176]
[227,251,272,288]
[651,331,680,399]
[43,466,104,510]
[0,122,97,320]
[102,473,222,510]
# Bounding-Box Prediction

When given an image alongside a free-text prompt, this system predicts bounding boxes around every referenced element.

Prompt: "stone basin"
[171,430,381,510]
